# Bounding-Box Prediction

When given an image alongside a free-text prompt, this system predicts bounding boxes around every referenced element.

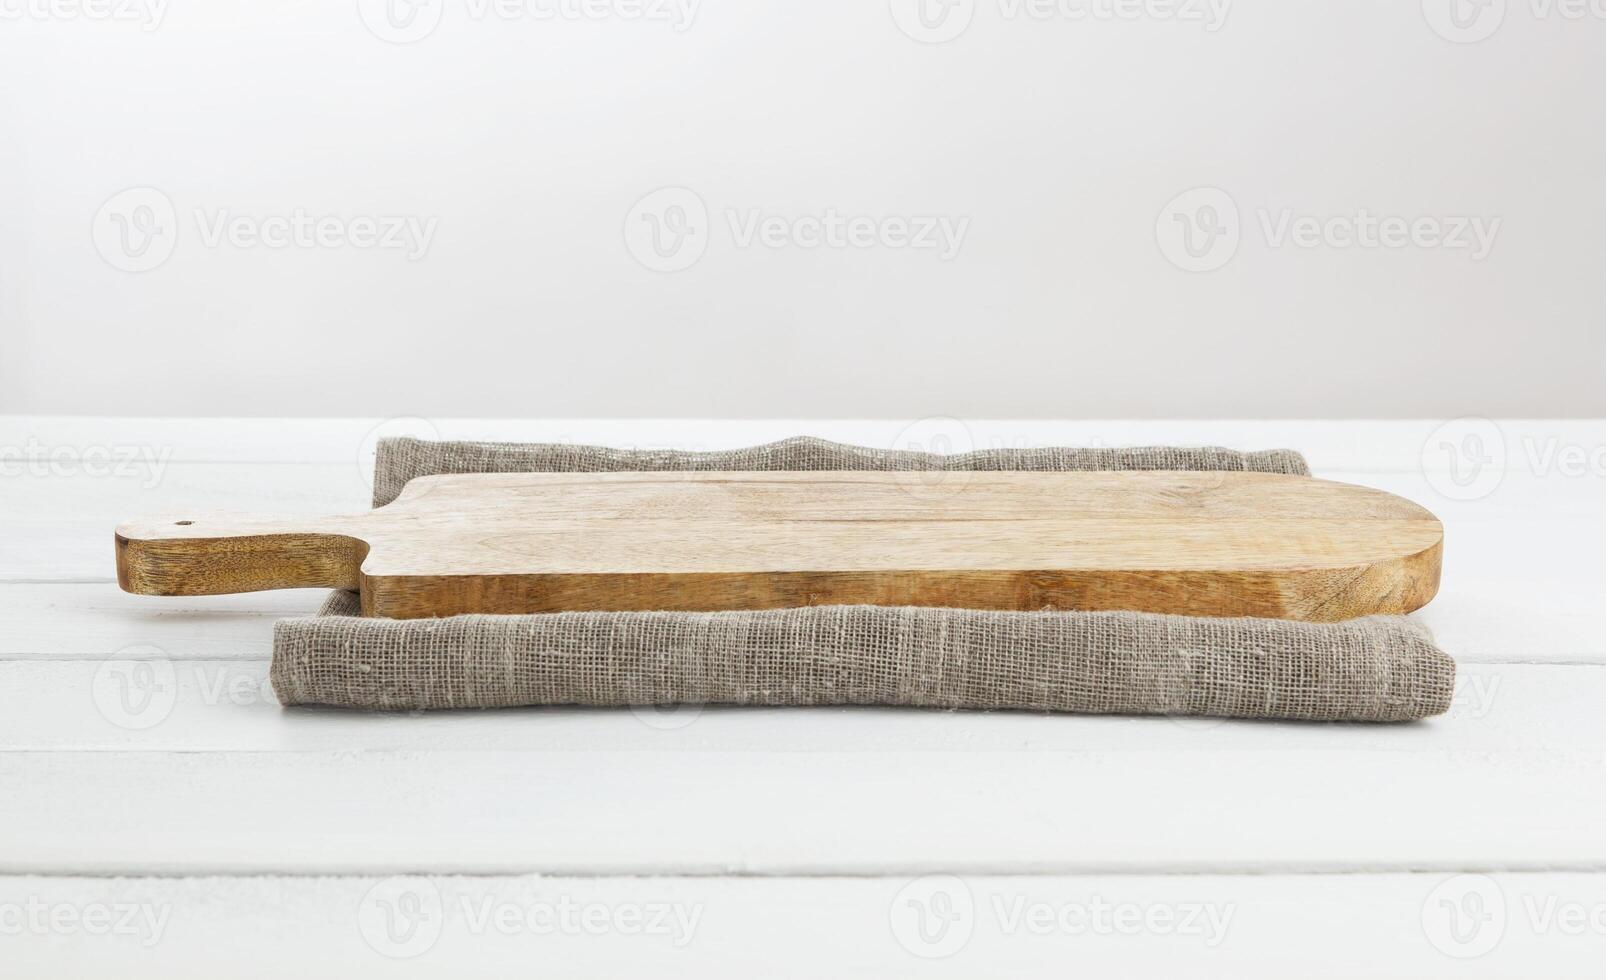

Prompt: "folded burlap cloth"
[270,437,1455,721]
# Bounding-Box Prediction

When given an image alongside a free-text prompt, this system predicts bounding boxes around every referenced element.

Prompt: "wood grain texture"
[115,471,1443,621]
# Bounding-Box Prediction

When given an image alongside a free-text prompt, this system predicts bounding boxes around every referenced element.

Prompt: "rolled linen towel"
[271,592,1454,721]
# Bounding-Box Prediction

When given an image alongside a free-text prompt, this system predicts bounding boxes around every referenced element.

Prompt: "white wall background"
[1,0,1602,418]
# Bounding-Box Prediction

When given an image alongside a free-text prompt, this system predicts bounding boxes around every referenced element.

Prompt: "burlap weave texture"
[273,593,1453,721]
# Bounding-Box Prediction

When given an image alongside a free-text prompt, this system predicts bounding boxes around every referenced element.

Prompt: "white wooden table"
[4,417,1604,977]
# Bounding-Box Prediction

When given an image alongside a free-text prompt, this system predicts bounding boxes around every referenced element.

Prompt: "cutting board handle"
[115,516,367,596]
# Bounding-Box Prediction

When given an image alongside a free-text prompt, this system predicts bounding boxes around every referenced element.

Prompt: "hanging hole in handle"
[175,520,193,526]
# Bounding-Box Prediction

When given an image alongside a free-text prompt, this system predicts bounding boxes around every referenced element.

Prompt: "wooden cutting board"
[115,470,1443,621]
